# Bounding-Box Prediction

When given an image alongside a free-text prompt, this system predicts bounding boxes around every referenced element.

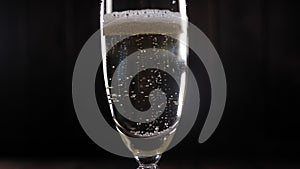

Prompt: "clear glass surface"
[100,0,188,168]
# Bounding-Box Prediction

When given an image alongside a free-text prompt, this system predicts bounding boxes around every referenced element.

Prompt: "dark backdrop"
[0,0,299,163]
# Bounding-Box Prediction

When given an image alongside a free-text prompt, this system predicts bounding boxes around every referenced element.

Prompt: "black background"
[0,0,299,165]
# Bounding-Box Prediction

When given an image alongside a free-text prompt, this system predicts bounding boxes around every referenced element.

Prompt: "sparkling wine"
[102,9,187,157]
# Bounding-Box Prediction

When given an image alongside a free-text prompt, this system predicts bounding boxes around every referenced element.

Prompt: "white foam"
[103,9,185,35]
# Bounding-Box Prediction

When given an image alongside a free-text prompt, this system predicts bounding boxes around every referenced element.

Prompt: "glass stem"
[135,154,161,169]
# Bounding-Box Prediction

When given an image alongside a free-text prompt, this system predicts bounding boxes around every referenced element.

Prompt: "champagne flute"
[100,0,188,168]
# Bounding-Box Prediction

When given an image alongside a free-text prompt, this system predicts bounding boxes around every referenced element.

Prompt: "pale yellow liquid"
[103,9,187,157]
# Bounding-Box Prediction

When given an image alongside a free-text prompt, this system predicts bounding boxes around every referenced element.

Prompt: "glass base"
[135,154,161,169]
[137,164,159,169]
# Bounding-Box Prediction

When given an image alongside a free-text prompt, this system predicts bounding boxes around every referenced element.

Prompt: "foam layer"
[103,9,185,35]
